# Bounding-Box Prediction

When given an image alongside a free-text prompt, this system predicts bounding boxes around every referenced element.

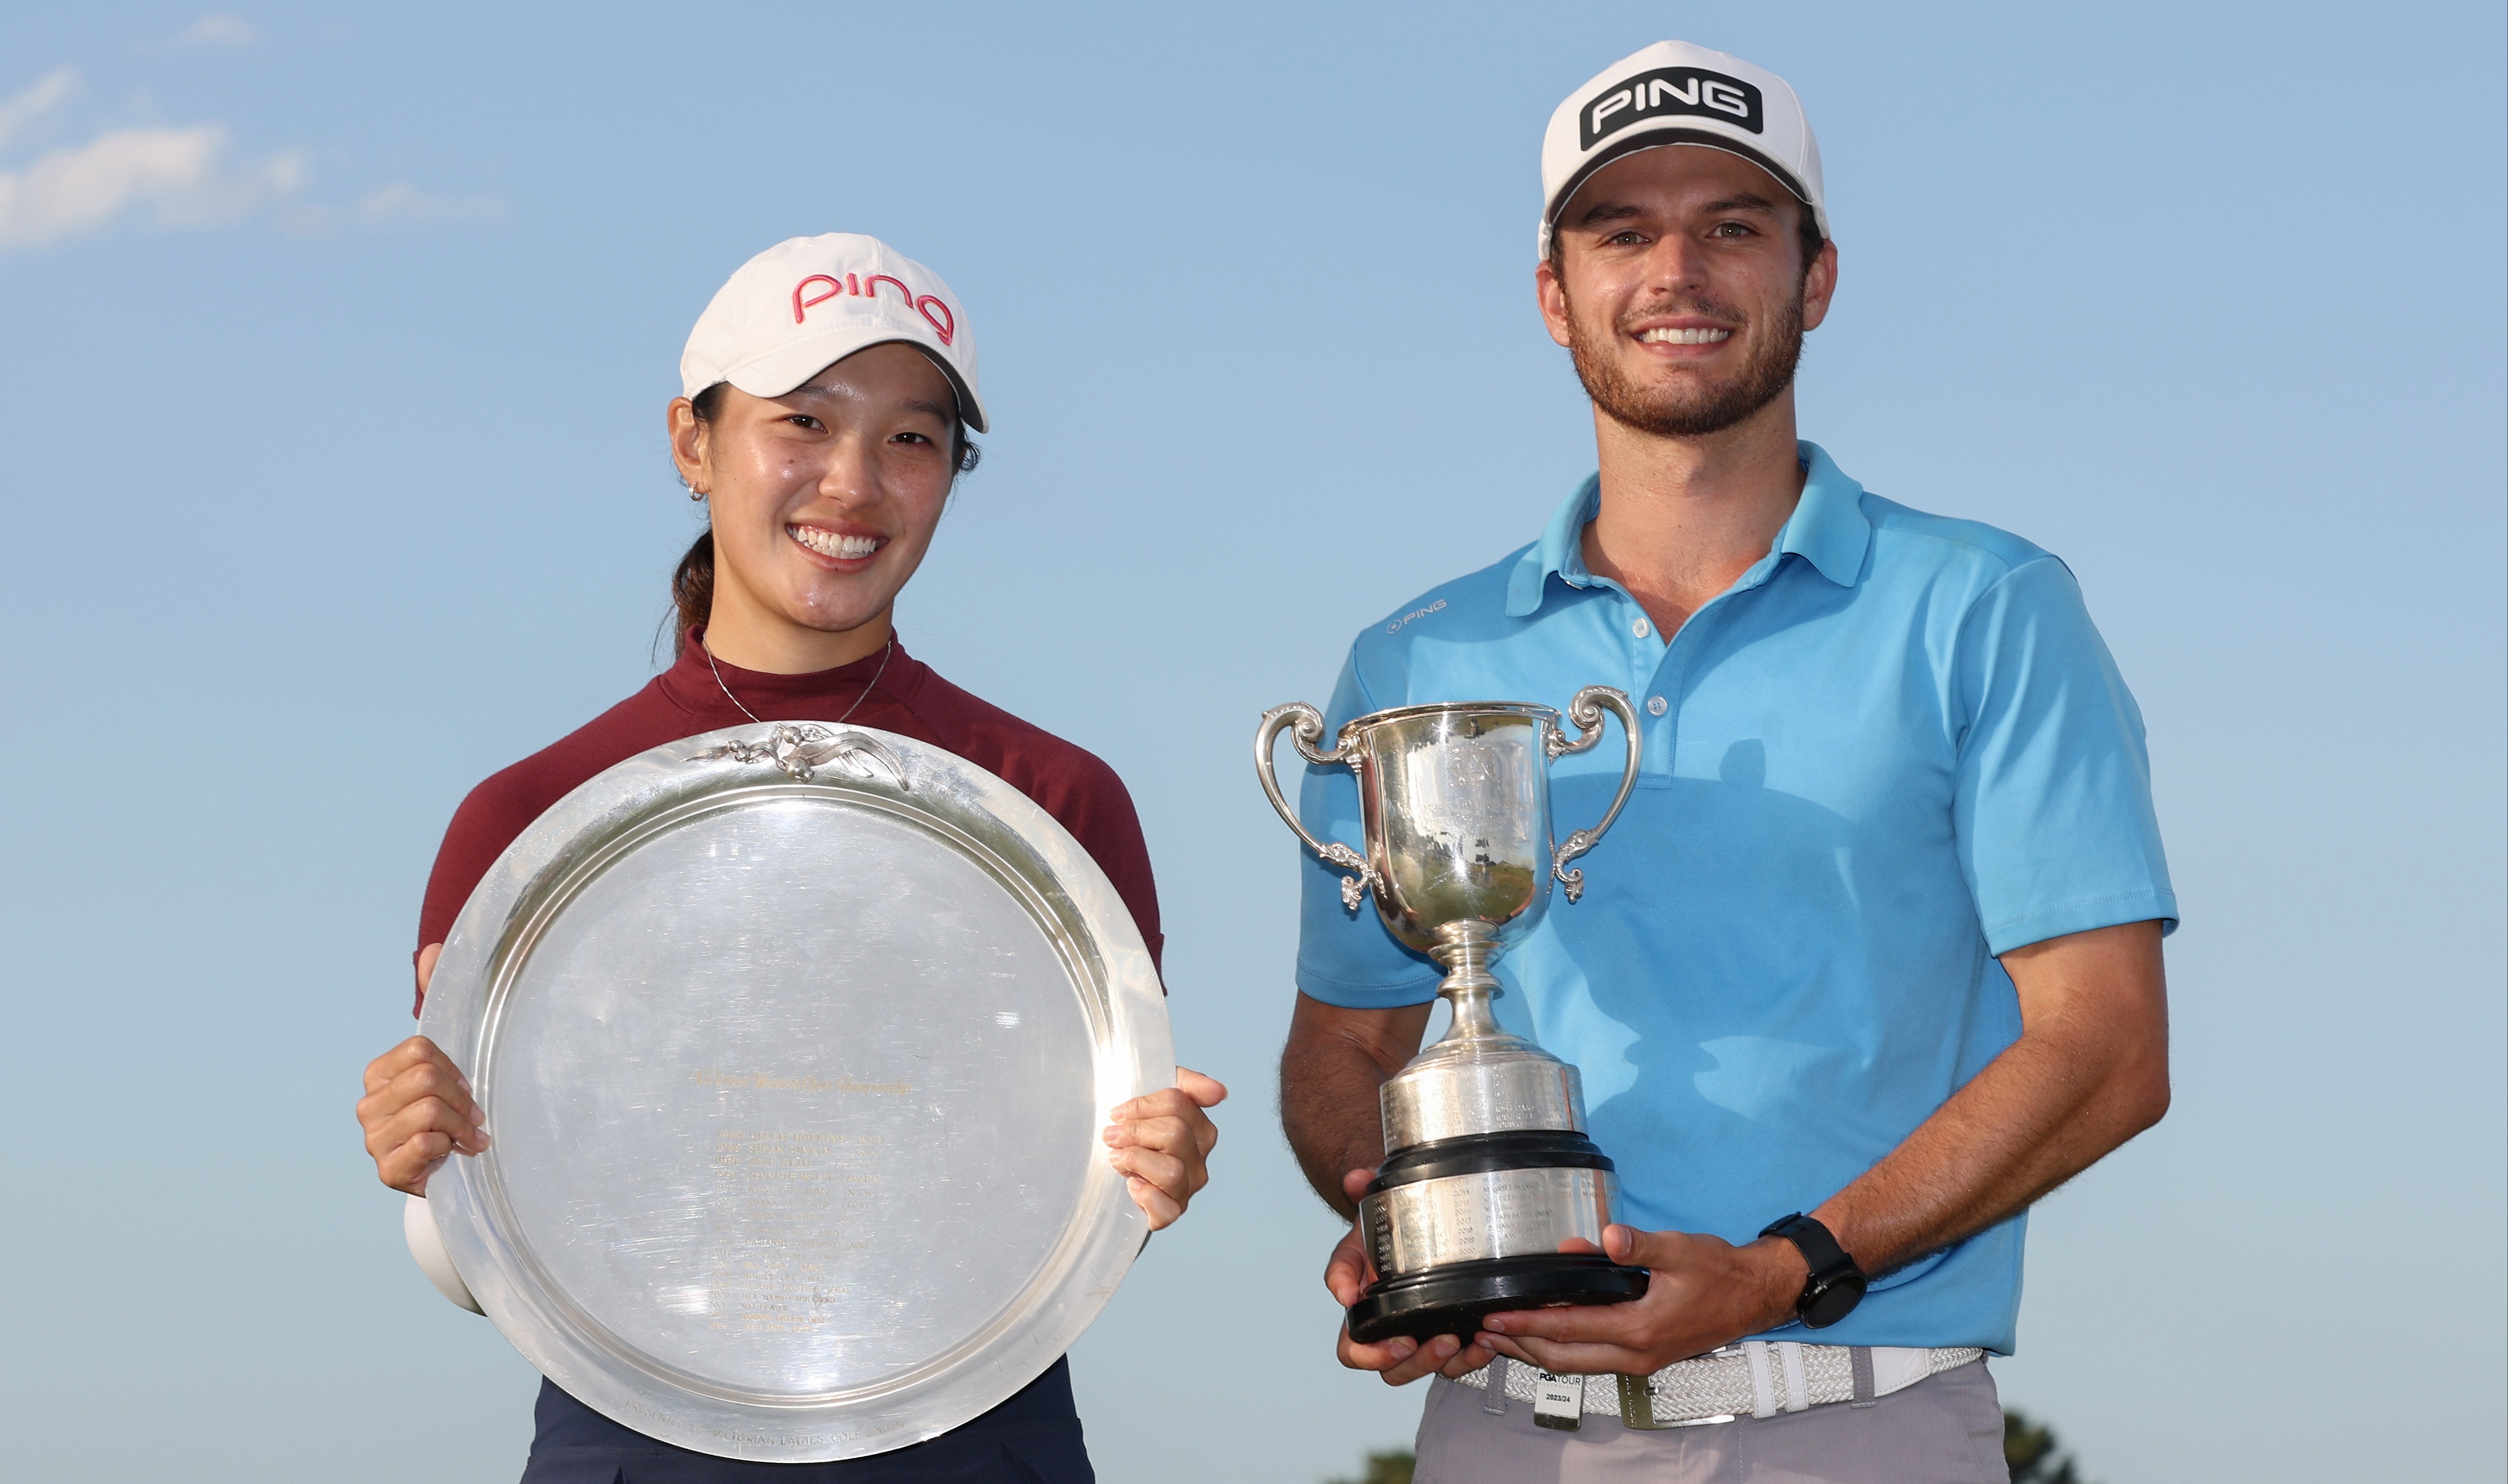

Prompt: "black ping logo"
[1580,67,1764,151]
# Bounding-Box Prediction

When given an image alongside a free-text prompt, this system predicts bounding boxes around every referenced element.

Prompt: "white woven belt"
[1455,1343,1983,1429]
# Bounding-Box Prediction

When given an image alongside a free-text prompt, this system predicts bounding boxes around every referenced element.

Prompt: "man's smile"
[1636,326,1733,346]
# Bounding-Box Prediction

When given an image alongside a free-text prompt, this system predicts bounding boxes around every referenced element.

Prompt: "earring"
[688,487,707,502]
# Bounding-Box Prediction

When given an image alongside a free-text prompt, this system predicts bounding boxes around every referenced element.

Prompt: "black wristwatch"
[1758,1212,1867,1329]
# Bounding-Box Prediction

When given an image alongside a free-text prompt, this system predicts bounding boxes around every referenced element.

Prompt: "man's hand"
[1474,1224,1804,1377]
[1281,997,1477,1384]
[1104,1068,1226,1230]
[359,1034,489,1195]
[1323,1168,1496,1385]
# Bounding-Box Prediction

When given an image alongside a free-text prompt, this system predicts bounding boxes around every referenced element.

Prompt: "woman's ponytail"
[671,530,714,656]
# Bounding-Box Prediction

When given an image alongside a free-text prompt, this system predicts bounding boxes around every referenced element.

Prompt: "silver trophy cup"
[1257,689,1649,1343]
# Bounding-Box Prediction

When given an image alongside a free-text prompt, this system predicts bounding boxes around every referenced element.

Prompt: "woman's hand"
[1102,1067,1226,1230]
[358,943,489,1195]
[359,1035,490,1194]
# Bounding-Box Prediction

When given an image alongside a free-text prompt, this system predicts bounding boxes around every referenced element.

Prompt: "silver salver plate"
[418,721,1170,1461]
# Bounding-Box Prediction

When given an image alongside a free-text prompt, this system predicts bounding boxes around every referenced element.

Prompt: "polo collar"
[1503,441,1870,617]
[1504,474,1603,616]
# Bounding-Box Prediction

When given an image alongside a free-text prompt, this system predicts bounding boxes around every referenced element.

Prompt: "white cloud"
[0,58,491,251]
[358,181,501,226]
[0,123,306,249]
[173,14,257,48]
[0,68,78,154]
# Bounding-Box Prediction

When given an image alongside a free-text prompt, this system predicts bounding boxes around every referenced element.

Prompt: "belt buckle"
[1617,1372,1737,1431]
[1615,1374,1659,1429]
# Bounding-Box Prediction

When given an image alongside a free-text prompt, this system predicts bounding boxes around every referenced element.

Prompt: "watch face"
[1802,1274,1867,1329]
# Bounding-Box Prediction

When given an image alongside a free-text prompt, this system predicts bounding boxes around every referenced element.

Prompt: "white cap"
[679,233,987,433]
[1539,41,1826,259]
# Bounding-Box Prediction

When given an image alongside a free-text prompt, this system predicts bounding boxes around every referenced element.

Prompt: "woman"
[354,233,1224,1482]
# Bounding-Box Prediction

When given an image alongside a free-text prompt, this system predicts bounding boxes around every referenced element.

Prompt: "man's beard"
[1564,288,1805,438]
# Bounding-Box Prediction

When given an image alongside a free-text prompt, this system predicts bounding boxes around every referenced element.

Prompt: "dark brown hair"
[669,381,981,654]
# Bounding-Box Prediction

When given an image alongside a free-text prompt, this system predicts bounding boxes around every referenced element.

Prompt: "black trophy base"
[1347,1252,1651,1346]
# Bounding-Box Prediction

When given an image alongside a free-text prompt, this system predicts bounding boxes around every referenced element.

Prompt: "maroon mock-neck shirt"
[414,636,1163,1016]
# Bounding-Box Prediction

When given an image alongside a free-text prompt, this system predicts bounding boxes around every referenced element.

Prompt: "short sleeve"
[1953,556,2178,955]
[1292,654,1445,1006]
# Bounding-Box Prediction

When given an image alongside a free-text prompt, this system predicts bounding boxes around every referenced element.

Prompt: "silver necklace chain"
[704,633,893,729]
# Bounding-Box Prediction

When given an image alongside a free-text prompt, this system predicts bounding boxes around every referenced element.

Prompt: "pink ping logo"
[791,272,956,346]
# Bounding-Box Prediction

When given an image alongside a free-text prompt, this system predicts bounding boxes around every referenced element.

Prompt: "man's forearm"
[1279,992,1432,1216]
[1813,920,2171,1275]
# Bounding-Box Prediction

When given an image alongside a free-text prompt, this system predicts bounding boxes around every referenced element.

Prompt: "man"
[1279,42,2173,1483]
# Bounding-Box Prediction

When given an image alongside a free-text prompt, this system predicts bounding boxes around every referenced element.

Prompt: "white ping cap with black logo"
[1539,41,1826,259]
[680,233,988,433]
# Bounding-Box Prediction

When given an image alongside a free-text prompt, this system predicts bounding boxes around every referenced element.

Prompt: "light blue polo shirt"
[1293,443,2174,1354]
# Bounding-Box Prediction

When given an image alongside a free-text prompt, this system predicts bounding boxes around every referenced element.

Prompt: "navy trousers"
[518,1358,1095,1483]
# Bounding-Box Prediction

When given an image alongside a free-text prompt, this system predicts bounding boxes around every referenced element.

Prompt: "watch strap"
[1758,1212,1853,1278]
[1759,1212,1866,1328]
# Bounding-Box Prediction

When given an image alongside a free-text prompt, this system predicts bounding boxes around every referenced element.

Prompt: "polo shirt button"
[1647,695,1668,716]
[1631,617,1651,637]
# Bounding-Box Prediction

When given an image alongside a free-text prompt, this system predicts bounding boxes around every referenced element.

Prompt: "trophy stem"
[1428,921,1506,1041]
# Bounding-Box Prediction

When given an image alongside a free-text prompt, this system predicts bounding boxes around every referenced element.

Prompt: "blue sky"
[0,4,2500,1482]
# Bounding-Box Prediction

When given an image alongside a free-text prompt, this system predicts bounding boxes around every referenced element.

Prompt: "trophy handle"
[1255,702,1379,913]
[1544,686,1643,904]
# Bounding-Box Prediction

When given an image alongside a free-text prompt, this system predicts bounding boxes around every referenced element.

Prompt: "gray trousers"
[1412,1360,2009,1483]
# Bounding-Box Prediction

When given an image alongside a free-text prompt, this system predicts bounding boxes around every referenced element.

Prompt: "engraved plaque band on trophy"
[417,723,1171,1462]
[1257,689,1652,1343]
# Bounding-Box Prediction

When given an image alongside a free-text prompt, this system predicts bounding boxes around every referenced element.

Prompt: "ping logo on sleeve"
[1580,67,1764,150]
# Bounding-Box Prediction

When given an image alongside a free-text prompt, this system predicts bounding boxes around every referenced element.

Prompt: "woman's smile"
[786,522,885,566]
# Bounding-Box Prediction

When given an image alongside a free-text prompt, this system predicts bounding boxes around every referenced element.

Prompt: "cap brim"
[720,330,989,434]
[1546,127,1825,248]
